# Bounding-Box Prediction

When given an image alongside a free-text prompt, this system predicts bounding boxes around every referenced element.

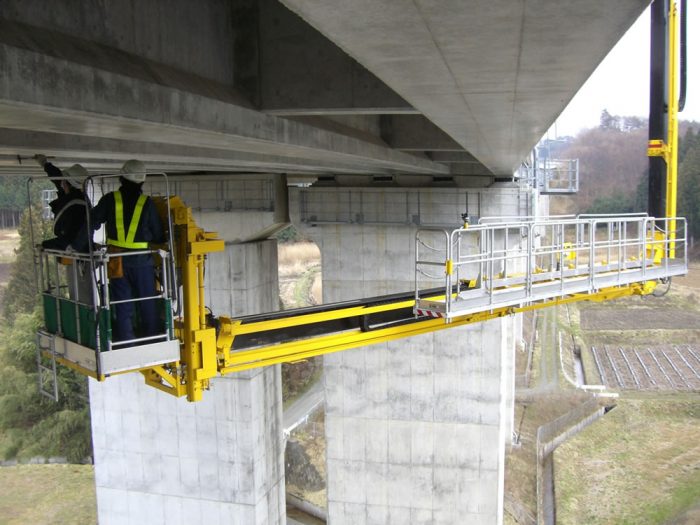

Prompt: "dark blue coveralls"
[42,162,89,250]
[89,179,165,342]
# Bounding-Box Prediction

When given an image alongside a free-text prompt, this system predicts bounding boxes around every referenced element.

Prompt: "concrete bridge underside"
[0,1,646,524]
[0,0,646,179]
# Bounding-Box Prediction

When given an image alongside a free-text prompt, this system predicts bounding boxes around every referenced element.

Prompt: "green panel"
[59,299,79,342]
[42,294,59,334]
[42,296,109,350]
[43,295,171,349]
[78,306,111,351]
[163,299,173,337]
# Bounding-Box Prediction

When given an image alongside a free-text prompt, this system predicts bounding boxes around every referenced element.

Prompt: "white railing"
[414,216,688,319]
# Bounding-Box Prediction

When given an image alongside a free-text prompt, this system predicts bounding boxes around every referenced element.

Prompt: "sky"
[549,3,699,138]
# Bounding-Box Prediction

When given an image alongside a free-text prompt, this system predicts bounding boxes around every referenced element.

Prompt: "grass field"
[555,394,700,525]
[0,464,96,525]
[554,266,700,523]
[505,263,700,524]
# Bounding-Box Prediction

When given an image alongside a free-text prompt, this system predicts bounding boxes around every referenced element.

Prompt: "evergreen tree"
[3,207,51,322]
[678,127,697,165]
[0,206,92,462]
[0,175,29,210]
[678,136,700,240]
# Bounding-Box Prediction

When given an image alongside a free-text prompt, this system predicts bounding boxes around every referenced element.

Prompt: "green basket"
[42,294,110,350]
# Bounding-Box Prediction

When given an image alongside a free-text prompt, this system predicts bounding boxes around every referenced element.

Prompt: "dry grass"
[278,242,321,277]
[310,273,322,304]
[555,394,700,525]
[0,229,19,264]
[0,464,97,524]
[549,272,700,524]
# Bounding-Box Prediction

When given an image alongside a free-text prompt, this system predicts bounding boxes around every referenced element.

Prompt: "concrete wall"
[89,236,285,525]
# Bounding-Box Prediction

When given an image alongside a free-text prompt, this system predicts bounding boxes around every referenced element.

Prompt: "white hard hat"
[120,159,147,183]
[63,164,88,188]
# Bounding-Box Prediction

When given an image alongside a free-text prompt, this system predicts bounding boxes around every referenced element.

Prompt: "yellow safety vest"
[107,191,149,249]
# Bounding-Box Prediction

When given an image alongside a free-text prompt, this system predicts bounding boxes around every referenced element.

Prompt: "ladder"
[35,331,59,401]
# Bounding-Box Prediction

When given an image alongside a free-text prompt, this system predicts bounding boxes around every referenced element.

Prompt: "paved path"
[283,380,324,435]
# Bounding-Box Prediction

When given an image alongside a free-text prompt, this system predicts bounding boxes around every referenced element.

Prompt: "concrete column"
[292,185,523,525]
[89,239,285,525]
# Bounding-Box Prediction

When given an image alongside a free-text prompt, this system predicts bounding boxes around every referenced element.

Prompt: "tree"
[585,192,634,215]
[678,135,700,240]
[0,175,29,210]
[600,109,621,131]
[3,207,51,322]
[0,206,91,462]
[561,124,648,213]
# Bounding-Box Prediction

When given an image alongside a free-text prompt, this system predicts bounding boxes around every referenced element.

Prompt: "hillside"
[549,114,700,219]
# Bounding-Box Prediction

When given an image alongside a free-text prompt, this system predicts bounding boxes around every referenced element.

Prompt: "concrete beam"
[0,128,421,176]
[381,116,495,176]
[428,151,481,164]
[256,0,416,115]
[0,39,447,176]
[381,115,466,152]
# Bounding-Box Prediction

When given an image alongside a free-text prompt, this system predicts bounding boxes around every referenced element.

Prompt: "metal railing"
[37,248,175,345]
[415,216,688,319]
[29,173,180,378]
[518,157,579,194]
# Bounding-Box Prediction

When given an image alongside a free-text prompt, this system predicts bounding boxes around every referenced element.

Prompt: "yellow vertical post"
[183,250,204,402]
[665,1,679,258]
[167,197,225,402]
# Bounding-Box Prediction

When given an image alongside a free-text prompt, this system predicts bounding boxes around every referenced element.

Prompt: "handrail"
[415,216,688,320]
[576,212,648,219]
[29,171,178,380]
[479,214,576,224]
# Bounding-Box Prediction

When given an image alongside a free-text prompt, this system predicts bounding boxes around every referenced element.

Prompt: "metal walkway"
[415,215,687,319]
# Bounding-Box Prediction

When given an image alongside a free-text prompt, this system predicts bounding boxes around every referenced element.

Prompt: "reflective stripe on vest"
[53,198,87,225]
[107,191,149,249]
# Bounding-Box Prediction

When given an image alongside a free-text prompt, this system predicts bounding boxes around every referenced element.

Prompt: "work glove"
[34,154,47,167]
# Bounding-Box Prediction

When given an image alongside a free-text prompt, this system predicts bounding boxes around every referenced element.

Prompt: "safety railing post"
[488,227,495,305]
[526,224,533,298]
[642,218,649,279]
[446,230,453,315]
[503,227,509,281]
[589,220,596,290]
[622,221,628,271]
[414,233,419,306]
[559,222,565,294]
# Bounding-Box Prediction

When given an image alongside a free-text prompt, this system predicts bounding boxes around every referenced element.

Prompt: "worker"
[88,160,165,343]
[34,154,89,251]
[34,154,92,304]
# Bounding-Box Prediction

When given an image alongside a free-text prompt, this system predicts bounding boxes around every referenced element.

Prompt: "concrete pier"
[293,185,523,524]
[89,196,286,524]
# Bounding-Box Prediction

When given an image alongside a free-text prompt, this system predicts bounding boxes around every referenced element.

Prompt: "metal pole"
[648,0,669,218]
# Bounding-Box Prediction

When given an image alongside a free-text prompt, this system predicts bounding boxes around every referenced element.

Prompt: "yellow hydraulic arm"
[215,283,656,375]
